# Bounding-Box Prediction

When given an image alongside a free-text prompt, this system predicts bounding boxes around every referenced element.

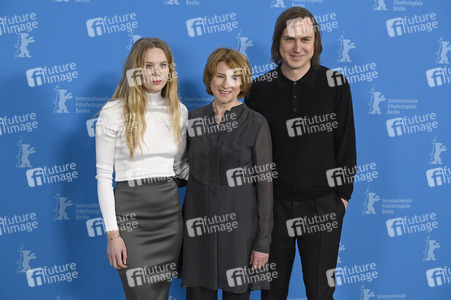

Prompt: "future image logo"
[426,167,451,187]
[186,213,238,237]
[186,13,238,38]
[86,13,138,38]
[426,67,451,87]
[326,69,347,87]
[326,263,378,287]
[26,163,78,187]
[226,263,278,287]
[386,113,438,137]
[386,213,438,237]
[86,217,105,237]
[386,13,438,38]
[26,63,78,87]
[426,267,451,287]
[26,263,78,287]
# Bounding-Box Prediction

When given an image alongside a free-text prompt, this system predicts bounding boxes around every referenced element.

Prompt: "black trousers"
[187,286,251,300]
[261,192,345,300]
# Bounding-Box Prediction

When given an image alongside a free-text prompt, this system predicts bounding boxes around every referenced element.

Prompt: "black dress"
[181,102,274,294]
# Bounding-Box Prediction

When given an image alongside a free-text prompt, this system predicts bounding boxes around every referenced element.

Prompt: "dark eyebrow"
[145,60,168,64]
[282,34,313,39]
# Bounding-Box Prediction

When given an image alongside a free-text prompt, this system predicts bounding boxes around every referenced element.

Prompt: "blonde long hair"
[106,38,182,158]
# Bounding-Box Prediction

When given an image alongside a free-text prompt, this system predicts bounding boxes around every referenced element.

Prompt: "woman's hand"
[106,231,128,269]
[250,250,269,270]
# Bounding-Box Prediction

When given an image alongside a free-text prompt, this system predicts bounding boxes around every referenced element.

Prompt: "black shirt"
[181,102,273,292]
[245,65,356,201]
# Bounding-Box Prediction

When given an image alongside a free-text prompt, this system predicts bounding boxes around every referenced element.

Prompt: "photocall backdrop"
[1,0,450,299]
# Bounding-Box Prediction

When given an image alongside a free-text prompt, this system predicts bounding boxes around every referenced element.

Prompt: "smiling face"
[142,48,169,94]
[210,61,241,105]
[279,17,315,75]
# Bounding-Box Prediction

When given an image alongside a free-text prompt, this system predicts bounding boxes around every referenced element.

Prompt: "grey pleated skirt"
[114,177,183,300]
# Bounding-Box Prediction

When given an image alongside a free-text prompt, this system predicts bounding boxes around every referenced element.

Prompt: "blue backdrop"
[1,0,450,299]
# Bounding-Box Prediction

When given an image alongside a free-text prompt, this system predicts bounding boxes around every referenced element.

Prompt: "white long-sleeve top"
[95,91,189,231]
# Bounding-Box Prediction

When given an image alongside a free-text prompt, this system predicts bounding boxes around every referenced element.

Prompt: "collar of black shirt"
[208,100,247,118]
[275,64,318,92]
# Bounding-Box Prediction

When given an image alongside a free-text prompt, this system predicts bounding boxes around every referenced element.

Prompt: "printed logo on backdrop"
[425,66,451,87]
[127,29,141,50]
[271,0,325,8]
[75,96,109,115]
[26,262,78,287]
[53,0,91,3]
[426,267,451,287]
[86,13,138,38]
[14,32,35,58]
[368,86,386,115]
[164,0,200,5]
[426,166,451,187]
[331,33,379,85]
[386,13,438,38]
[53,190,73,221]
[26,63,79,88]
[373,0,424,12]
[0,13,38,58]
[436,35,451,64]
[0,113,38,136]
[362,187,380,215]
[186,13,238,38]
[379,194,413,215]
[52,87,106,114]
[359,286,376,300]
[337,33,355,63]
[326,162,378,187]
[26,163,79,187]
[17,244,37,273]
[429,137,446,165]
[53,85,73,114]
[386,113,438,137]
[16,137,36,168]
[362,186,412,215]
[386,213,438,237]
[0,213,38,236]
[53,190,102,222]
[423,234,440,262]
[236,31,253,59]
[358,285,407,300]
[181,97,212,109]
[368,86,419,116]
[86,217,105,237]
[326,263,378,287]
[337,243,345,263]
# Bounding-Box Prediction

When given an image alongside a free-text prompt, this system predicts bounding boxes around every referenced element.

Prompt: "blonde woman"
[95,38,188,300]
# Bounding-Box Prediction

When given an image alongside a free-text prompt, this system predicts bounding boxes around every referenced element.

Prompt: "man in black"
[245,7,356,300]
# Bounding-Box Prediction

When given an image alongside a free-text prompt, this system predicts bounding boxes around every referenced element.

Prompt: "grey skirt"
[114,177,183,300]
